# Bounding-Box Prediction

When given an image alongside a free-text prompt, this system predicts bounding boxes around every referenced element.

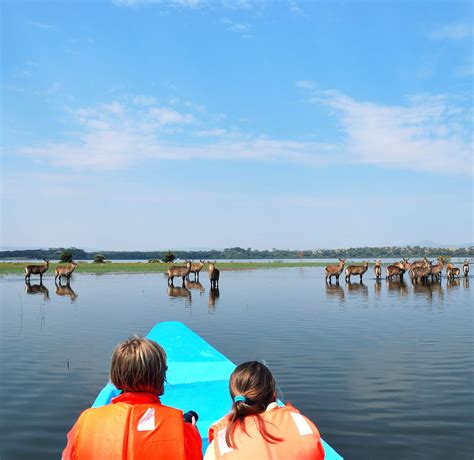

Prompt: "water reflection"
[167,286,191,306]
[55,282,78,302]
[24,281,50,301]
[345,281,368,298]
[186,280,205,295]
[325,283,345,302]
[208,287,220,312]
[463,277,469,288]
[385,280,409,297]
[447,278,461,289]
[374,280,382,298]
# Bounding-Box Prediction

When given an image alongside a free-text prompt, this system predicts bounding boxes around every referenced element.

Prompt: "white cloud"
[298,82,472,175]
[428,22,473,40]
[148,107,195,125]
[132,95,157,106]
[113,0,202,6]
[221,18,251,36]
[14,86,472,176]
[17,98,336,170]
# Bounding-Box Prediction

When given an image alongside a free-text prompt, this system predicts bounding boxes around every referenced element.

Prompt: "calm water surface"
[1,268,472,459]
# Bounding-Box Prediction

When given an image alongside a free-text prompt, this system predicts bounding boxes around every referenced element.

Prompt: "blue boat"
[93,321,343,459]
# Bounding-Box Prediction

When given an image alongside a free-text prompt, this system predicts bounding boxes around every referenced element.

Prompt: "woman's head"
[110,336,167,395]
[229,361,276,409]
[225,361,281,448]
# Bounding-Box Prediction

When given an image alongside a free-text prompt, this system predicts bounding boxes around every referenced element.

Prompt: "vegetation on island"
[1,245,472,262]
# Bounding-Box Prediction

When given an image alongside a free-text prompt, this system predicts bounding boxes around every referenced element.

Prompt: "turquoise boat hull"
[92,321,343,459]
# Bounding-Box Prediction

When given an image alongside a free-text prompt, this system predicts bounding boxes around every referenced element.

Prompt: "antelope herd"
[325,257,470,284]
[22,259,222,305]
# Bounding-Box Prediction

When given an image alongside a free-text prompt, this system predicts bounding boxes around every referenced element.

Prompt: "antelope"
[446,263,460,279]
[410,260,432,283]
[410,257,429,270]
[208,261,220,289]
[167,261,192,286]
[374,260,382,280]
[24,259,49,282]
[188,260,205,281]
[55,261,78,283]
[325,259,345,284]
[55,281,78,302]
[386,264,406,281]
[345,261,369,283]
[25,281,50,300]
[429,257,444,281]
[463,260,470,277]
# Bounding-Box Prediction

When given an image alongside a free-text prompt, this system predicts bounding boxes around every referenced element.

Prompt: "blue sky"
[2,0,472,250]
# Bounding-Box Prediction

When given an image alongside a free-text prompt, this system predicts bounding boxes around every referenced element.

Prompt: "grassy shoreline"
[0,261,331,276]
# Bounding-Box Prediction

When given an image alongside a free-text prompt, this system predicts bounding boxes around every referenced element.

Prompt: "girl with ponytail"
[205,361,325,459]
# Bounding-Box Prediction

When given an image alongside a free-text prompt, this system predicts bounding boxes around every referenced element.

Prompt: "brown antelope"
[429,257,444,281]
[24,259,49,282]
[208,261,220,289]
[345,261,369,283]
[386,264,406,281]
[410,257,429,269]
[167,261,192,286]
[25,281,50,300]
[374,260,382,280]
[463,260,470,277]
[188,260,205,281]
[446,263,460,279]
[410,260,432,283]
[55,261,78,283]
[55,281,78,302]
[325,259,345,283]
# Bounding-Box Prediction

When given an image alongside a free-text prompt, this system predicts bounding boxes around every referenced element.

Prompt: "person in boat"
[63,336,202,460]
[205,361,325,459]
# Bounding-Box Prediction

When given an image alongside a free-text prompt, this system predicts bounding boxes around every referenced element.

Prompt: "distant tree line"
[1,245,472,261]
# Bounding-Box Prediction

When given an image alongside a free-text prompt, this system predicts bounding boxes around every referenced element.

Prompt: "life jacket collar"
[112,391,161,405]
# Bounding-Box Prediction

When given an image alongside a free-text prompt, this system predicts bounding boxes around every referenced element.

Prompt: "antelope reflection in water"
[167,286,192,306]
[446,278,461,289]
[325,283,345,302]
[186,280,205,295]
[374,279,382,298]
[208,287,220,312]
[25,281,50,301]
[55,281,78,302]
[385,280,409,297]
[412,280,443,302]
[345,281,368,297]
[463,277,469,288]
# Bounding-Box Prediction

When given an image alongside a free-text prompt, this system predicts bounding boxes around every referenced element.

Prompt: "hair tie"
[233,395,246,403]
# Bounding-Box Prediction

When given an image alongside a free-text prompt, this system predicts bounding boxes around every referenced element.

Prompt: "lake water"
[0,268,472,459]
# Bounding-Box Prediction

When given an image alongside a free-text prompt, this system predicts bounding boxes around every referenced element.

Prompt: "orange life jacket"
[68,393,201,460]
[208,404,325,460]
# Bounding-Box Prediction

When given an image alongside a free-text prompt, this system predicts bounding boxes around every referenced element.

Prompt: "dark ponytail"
[225,361,284,449]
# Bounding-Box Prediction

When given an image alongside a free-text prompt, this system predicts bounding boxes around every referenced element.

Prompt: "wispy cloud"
[221,17,251,35]
[427,22,473,40]
[17,98,336,170]
[297,81,472,175]
[14,85,472,176]
[28,20,56,30]
[113,0,202,7]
